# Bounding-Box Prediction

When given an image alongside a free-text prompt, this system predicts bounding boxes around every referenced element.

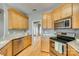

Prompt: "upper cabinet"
[43,3,79,29]
[42,13,47,29]
[42,13,54,29]
[53,6,61,21]
[8,8,29,30]
[61,3,72,18]
[72,4,79,29]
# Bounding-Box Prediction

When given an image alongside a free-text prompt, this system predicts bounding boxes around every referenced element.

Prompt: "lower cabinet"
[12,37,24,56]
[0,41,12,56]
[41,37,50,52]
[23,35,32,49]
[68,45,79,56]
[12,35,32,56]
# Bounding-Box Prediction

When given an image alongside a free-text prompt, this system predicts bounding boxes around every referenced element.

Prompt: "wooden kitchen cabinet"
[8,8,29,30]
[0,41,12,56]
[12,36,32,56]
[52,3,72,21]
[23,35,32,49]
[50,39,56,56]
[42,13,47,29]
[61,3,72,18]
[42,13,54,29]
[68,45,79,56]
[47,13,54,29]
[52,6,61,21]
[12,37,24,56]
[41,37,50,52]
[72,4,79,29]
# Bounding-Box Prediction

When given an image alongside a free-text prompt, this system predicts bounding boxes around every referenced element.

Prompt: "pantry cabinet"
[42,13,54,29]
[72,4,79,29]
[0,41,12,56]
[68,45,79,56]
[8,8,29,30]
[61,3,72,18]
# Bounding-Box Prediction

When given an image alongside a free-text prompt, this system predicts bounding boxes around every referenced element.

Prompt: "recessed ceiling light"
[32,9,37,12]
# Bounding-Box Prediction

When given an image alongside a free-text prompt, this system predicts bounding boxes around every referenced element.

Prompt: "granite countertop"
[68,40,79,52]
[0,34,31,49]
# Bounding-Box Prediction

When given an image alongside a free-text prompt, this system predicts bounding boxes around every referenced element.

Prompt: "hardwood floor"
[17,36,55,56]
[17,45,51,56]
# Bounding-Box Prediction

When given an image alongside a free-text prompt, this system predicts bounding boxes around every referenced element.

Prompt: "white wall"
[0,4,4,41]
[0,9,4,40]
[29,13,42,35]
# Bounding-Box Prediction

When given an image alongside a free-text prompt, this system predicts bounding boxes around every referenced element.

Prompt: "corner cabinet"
[72,4,79,29]
[42,13,54,29]
[0,41,12,56]
[8,8,29,30]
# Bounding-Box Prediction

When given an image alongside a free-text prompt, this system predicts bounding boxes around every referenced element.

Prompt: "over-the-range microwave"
[54,18,72,29]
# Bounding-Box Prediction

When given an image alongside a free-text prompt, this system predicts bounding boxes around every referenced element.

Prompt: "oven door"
[55,42,67,56]
[62,44,67,56]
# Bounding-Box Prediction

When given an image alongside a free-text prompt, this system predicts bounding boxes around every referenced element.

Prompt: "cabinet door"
[72,4,79,29]
[22,17,28,29]
[12,38,24,55]
[41,37,50,52]
[68,45,79,56]
[0,41,12,56]
[53,6,61,21]
[53,9,58,21]
[42,14,47,29]
[8,8,28,30]
[61,3,72,18]
[8,9,15,29]
[47,13,54,29]
[23,36,32,49]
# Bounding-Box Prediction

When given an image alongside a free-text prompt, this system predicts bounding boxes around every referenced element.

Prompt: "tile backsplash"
[55,29,79,37]
[42,29,56,37]
[42,29,79,37]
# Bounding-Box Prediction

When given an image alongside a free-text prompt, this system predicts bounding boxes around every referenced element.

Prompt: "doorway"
[32,21,41,47]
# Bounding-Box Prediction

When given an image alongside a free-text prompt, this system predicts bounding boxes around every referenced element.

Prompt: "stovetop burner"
[50,36,75,43]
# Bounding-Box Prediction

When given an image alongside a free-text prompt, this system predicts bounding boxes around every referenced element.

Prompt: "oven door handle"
[62,45,64,54]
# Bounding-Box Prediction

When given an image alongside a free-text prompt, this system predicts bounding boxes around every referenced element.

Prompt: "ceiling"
[7,3,60,16]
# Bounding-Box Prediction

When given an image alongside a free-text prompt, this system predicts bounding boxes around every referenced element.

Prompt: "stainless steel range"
[50,33,75,56]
